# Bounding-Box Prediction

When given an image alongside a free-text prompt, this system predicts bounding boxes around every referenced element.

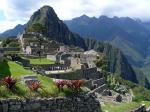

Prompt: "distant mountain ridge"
[0,6,149,88]
[0,24,25,37]
[64,15,150,83]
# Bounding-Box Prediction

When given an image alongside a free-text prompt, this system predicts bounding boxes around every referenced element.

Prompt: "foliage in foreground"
[0,76,16,90]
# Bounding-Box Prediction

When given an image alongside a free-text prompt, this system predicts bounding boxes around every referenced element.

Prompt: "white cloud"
[0,0,150,32]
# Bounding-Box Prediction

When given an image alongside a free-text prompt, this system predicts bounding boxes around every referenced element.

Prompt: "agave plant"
[0,76,16,90]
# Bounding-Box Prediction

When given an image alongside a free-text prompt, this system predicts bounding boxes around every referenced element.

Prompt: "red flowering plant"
[55,80,67,92]
[54,79,84,93]
[28,81,42,91]
[69,80,84,92]
[0,76,17,90]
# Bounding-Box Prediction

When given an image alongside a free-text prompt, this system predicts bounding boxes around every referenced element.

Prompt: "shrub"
[0,76,16,90]
[133,86,150,102]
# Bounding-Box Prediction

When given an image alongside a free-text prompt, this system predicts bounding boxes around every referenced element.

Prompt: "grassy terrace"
[29,58,55,65]
[102,101,150,112]
[0,61,59,99]
[0,61,33,78]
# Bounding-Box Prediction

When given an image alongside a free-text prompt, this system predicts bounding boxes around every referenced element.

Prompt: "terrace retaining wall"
[0,94,101,112]
[44,67,102,80]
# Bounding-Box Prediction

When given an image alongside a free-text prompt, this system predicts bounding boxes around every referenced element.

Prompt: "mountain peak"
[39,5,55,13]
[71,14,91,22]
[80,14,89,19]
[26,5,59,32]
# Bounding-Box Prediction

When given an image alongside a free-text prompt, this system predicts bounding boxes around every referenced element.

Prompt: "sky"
[0,0,150,33]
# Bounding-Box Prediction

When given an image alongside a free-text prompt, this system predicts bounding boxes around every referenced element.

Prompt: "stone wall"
[0,94,101,112]
[45,67,102,80]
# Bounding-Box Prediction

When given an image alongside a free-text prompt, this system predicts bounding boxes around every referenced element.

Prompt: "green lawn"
[29,58,55,65]
[0,61,62,98]
[102,101,150,112]
[0,61,34,78]
[0,75,58,99]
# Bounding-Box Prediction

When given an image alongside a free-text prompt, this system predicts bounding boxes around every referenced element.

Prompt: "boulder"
[115,94,122,102]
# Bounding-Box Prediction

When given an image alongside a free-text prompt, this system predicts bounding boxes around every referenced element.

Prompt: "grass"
[102,101,150,112]
[0,60,68,98]
[0,75,58,99]
[0,61,34,79]
[37,75,58,96]
[29,58,55,65]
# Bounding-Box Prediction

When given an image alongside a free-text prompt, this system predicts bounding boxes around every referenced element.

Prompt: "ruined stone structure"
[0,94,101,112]
[19,32,60,55]
[85,78,109,95]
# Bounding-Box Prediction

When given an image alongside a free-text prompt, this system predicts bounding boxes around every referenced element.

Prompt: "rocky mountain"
[24,6,149,88]
[0,6,149,88]
[25,6,86,49]
[64,15,150,83]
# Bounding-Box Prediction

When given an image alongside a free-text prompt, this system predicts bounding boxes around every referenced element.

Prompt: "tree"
[96,55,109,71]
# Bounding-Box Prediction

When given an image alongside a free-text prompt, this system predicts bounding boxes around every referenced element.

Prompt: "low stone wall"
[0,94,101,112]
[43,67,102,80]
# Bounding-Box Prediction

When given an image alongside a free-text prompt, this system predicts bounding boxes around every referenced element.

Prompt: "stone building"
[80,49,98,68]
[69,57,82,70]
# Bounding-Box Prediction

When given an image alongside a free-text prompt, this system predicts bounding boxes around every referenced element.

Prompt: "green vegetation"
[95,54,109,71]
[0,61,33,79]
[132,86,150,102]
[28,23,46,34]
[29,58,55,65]
[102,101,150,112]
[0,61,59,98]
[106,74,150,102]
[0,60,83,98]
[0,75,58,99]
[2,38,20,47]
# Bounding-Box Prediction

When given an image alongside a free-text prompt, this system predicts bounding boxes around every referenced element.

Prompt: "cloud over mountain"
[0,0,150,33]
